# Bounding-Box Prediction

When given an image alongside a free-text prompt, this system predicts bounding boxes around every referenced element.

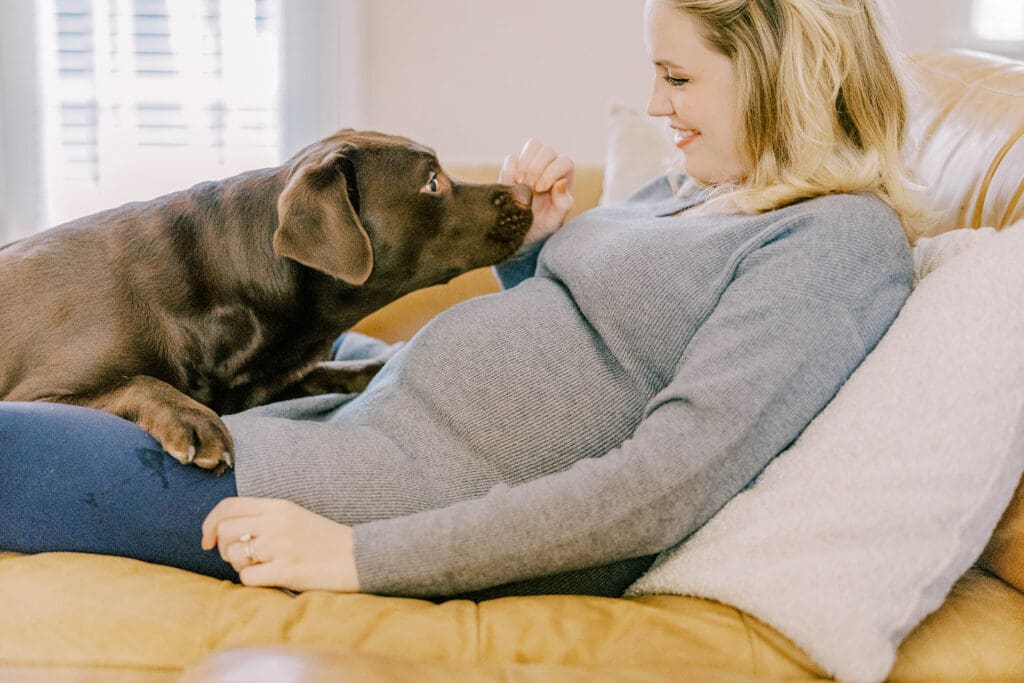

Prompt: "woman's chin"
[682,160,710,185]
[683,160,745,186]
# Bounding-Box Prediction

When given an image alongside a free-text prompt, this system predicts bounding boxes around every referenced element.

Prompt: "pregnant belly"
[339,277,648,485]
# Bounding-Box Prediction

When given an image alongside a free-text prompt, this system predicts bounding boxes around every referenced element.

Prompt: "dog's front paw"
[140,404,235,473]
[69,375,236,473]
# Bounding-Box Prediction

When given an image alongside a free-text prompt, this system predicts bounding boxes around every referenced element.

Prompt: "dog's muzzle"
[489,186,534,246]
[509,183,532,209]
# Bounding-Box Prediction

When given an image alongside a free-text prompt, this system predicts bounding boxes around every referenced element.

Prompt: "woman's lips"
[674,128,699,149]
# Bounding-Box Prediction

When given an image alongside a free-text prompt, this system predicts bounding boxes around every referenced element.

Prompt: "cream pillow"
[911,225,998,285]
[599,101,678,205]
[627,223,1024,683]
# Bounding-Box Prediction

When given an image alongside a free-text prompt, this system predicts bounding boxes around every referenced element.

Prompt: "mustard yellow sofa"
[3,49,1023,682]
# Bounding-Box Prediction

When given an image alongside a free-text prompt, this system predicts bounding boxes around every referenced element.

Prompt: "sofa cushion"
[980,478,1024,593]
[1,551,1022,681]
[906,50,1024,236]
[178,645,733,683]
[626,224,1024,683]
[0,551,821,679]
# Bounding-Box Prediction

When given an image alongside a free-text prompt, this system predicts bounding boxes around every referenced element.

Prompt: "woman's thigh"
[0,402,238,579]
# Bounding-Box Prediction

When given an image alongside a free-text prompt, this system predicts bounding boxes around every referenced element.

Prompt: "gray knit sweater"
[223,176,912,598]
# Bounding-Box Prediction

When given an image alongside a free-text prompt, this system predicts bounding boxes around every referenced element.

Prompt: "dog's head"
[274,130,533,291]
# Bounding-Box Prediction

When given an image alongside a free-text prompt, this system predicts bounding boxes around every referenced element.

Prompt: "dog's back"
[1,216,131,401]
[0,173,297,409]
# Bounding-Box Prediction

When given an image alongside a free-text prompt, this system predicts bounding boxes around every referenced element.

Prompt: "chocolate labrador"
[0,129,533,471]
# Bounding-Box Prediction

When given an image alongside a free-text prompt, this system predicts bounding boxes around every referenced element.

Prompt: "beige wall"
[363,0,649,166]
[359,0,1014,167]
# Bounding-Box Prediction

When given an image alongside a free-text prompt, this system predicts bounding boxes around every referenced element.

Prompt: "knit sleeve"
[352,215,912,597]
[492,238,543,289]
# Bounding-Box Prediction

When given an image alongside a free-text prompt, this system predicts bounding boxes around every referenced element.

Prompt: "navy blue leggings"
[0,402,238,579]
[0,334,393,580]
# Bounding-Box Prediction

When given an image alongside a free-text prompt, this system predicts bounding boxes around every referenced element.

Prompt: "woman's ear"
[274,146,373,285]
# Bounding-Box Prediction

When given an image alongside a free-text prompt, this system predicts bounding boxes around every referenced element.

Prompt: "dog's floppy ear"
[274,145,373,285]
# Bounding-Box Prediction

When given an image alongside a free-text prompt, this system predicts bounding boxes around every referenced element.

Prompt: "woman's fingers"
[219,524,275,571]
[502,139,572,199]
[523,146,558,189]
[535,154,574,194]
[516,138,564,190]
[237,560,283,587]
[214,517,264,562]
[200,496,268,550]
[201,498,233,547]
[499,153,519,185]
[515,138,543,183]
[202,497,250,549]
[555,178,575,208]
[225,537,256,569]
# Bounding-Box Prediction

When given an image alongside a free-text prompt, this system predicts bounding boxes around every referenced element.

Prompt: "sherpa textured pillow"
[626,224,1024,683]
[902,225,1024,595]
[599,101,678,206]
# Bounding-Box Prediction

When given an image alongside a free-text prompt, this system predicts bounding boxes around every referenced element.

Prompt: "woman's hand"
[500,138,575,246]
[201,497,359,593]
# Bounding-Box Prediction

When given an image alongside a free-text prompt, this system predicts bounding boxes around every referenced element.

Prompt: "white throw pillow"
[911,225,998,286]
[626,223,1024,683]
[599,100,678,205]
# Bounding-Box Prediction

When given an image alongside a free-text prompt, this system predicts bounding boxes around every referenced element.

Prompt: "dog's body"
[0,130,532,470]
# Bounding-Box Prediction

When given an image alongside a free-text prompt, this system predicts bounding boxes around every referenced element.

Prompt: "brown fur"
[0,129,533,471]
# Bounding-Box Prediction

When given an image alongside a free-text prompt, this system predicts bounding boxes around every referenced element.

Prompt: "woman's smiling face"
[644,0,749,184]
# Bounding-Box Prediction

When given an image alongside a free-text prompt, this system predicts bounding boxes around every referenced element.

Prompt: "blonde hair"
[662,0,931,240]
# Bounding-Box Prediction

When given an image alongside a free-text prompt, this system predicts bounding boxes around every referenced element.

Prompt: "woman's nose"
[646,81,672,118]
[646,95,672,118]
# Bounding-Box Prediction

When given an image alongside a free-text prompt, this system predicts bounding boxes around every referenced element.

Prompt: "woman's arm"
[493,240,544,289]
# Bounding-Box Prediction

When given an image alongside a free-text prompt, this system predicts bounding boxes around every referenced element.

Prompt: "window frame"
[0,1,47,243]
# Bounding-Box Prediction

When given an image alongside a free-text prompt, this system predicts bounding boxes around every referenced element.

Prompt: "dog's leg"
[55,376,234,472]
[271,340,404,402]
[273,358,388,401]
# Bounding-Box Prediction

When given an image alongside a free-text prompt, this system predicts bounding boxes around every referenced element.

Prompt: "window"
[39,0,281,225]
[972,0,1024,42]
[0,0,362,242]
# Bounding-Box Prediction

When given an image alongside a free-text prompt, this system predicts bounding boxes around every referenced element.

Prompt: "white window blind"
[39,0,282,225]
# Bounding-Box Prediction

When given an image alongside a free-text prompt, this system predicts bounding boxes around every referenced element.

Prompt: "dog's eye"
[423,174,440,194]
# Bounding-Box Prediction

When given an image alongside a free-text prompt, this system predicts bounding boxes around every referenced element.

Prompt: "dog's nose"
[510,183,532,208]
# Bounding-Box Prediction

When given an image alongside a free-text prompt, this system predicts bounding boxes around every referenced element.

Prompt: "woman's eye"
[663,75,690,87]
